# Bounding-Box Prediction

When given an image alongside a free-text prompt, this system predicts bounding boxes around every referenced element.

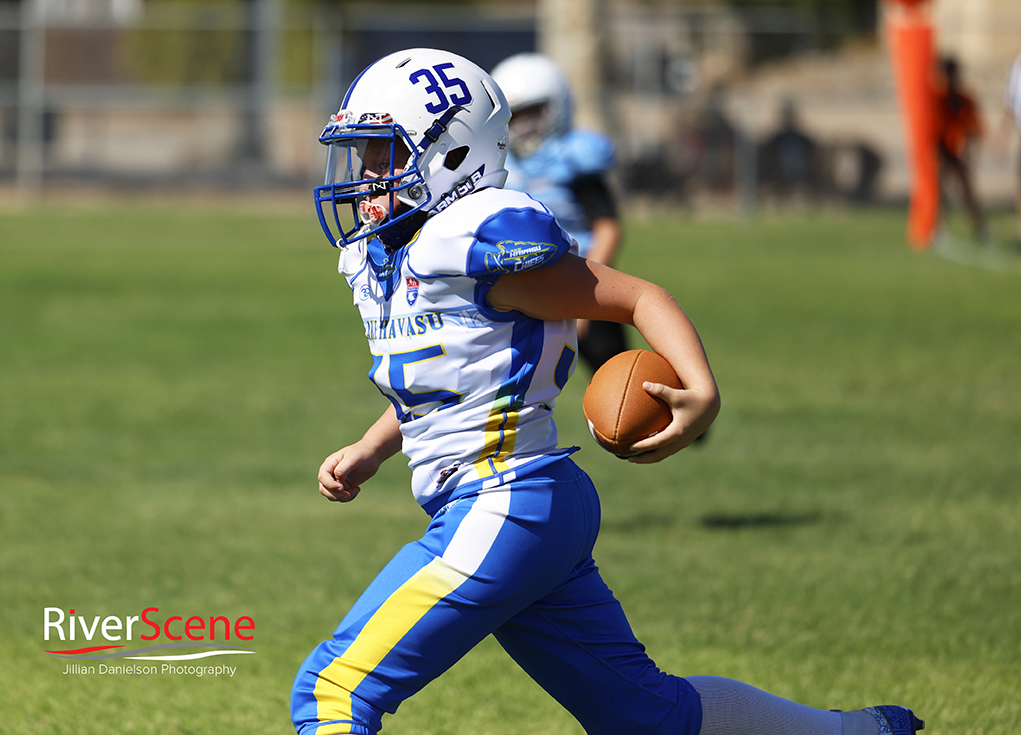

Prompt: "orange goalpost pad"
[885,0,938,250]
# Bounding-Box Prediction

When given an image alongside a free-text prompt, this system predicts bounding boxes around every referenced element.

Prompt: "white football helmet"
[315,48,511,250]
[490,53,573,156]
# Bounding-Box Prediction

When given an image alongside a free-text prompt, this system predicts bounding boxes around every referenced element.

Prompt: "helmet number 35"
[409,63,473,114]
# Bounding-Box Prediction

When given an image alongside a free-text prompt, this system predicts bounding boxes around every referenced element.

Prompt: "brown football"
[582,349,682,457]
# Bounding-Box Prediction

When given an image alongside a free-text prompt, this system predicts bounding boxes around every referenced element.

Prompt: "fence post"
[241,0,278,164]
[736,124,757,217]
[16,0,45,195]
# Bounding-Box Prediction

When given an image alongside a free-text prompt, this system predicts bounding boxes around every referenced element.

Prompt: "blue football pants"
[290,457,702,735]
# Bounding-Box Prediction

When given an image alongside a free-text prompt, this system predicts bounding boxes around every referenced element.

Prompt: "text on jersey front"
[364,312,445,341]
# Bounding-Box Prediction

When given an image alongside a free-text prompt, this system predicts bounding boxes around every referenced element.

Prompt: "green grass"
[2,205,1019,734]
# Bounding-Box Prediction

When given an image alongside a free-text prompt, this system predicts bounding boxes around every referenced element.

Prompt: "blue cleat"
[865,705,925,735]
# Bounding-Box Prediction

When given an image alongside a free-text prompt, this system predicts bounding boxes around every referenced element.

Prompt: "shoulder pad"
[467,206,573,278]
[560,130,616,176]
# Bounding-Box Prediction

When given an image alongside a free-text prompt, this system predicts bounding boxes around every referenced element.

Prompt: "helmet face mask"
[315,49,511,251]
[319,117,426,247]
[506,101,554,157]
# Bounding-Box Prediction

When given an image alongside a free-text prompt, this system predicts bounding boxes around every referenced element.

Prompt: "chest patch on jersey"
[405,277,420,306]
[484,241,559,274]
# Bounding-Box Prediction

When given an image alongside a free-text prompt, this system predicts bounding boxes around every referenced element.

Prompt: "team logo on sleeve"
[484,241,559,274]
[405,277,420,306]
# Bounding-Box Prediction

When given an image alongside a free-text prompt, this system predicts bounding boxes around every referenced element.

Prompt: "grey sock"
[687,675,843,735]
[841,710,881,735]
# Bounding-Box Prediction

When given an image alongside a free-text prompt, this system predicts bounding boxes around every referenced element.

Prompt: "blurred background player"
[491,52,627,373]
[935,56,988,244]
[1002,46,1021,244]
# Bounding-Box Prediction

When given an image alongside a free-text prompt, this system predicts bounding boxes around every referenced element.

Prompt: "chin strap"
[416,106,464,151]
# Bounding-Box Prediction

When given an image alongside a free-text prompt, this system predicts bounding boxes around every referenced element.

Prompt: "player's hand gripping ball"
[582,349,682,458]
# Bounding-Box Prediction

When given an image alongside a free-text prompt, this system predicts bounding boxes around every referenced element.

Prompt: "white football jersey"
[340,187,579,514]
[1007,54,1021,129]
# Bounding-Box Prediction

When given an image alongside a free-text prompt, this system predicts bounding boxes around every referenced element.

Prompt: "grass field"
[2,203,1019,734]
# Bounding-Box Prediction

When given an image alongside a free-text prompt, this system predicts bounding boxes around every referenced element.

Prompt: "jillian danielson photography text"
[62,663,239,678]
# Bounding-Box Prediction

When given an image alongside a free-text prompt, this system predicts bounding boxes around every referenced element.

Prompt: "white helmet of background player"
[490,53,573,156]
[315,48,511,250]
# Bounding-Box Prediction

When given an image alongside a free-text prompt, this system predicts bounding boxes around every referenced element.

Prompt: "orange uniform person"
[936,56,988,243]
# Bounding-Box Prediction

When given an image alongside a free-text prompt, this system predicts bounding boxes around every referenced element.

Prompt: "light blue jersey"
[504,129,615,256]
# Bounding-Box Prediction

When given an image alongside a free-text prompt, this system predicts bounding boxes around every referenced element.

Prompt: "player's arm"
[318,404,403,502]
[570,174,622,267]
[486,252,719,462]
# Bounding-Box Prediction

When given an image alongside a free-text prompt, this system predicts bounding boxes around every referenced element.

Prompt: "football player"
[291,48,924,735]
[1002,47,1021,243]
[491,52,628,372]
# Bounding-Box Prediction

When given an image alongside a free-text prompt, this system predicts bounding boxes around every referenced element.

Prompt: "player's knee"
[290,643,382,735]
[569,678,702,735]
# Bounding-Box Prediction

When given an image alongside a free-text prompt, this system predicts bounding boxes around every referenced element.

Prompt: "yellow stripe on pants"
[313,558,468,734]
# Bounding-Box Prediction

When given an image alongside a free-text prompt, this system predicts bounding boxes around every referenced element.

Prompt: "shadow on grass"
[601,513,678,533]
[698,511,824,530]
[601,511,831,533]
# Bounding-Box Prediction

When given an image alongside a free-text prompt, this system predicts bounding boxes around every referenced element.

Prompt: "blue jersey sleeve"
[466,206,573,278]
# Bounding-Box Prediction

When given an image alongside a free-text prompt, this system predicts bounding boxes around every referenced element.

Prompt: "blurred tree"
[725,0,877,34]
[121,2,247,86]
[722,0,878,65]
[609,0,875,63]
